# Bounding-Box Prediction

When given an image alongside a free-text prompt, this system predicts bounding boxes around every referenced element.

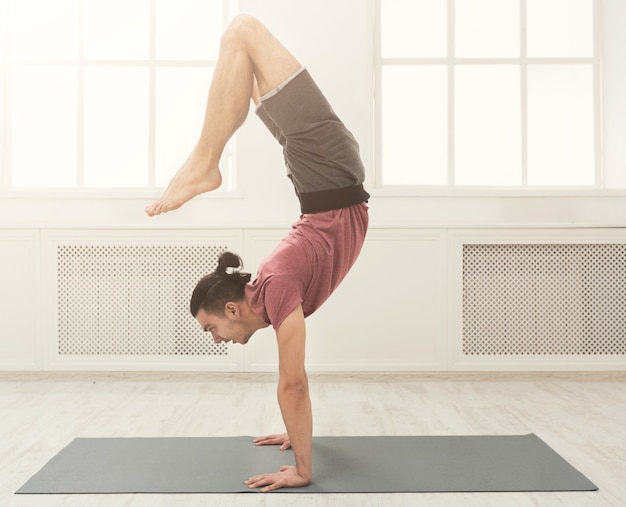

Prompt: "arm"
[244,304,312,491]
[276,304,312,481]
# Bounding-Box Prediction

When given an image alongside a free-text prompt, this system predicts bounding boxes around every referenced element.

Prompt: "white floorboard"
[1,372,624,507]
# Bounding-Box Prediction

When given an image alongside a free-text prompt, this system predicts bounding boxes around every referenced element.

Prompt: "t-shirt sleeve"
[262,275,304,330]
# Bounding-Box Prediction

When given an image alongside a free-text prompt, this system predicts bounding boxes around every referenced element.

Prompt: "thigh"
[244,20,302,96]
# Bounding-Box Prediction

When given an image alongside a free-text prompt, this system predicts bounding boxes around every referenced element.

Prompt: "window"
[0,0,234,192]
[377,0,601,189]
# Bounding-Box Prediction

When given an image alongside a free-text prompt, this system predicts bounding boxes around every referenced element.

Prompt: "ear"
[224,302,239,319]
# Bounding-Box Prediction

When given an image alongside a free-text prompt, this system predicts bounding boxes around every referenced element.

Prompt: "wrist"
[297,471,312,484]
[296,466,312,483]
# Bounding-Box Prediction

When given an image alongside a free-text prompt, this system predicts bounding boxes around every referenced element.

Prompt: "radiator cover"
[57,244,228,356]
[462,243,626,355]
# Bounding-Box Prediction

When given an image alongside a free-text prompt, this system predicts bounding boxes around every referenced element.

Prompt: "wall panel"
[1,227,625,372]
[0,230,40,370]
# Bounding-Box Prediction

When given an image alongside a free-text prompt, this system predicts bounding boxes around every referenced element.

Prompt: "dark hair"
[190,252,252,317]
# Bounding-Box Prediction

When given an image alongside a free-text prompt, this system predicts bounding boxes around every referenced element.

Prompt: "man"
[146,15,369,492]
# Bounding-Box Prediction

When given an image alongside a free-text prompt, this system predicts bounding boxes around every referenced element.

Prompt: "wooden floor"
[1,372,624,507]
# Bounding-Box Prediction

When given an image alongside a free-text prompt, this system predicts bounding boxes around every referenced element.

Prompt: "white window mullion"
[0,0,9,192]
[520,0,528,187]
[373,0,383,188]
[148,0,156,189]
[593,0,603,187]
[77,0,85,188]
[447,0,455,186]
[223,0,236,192]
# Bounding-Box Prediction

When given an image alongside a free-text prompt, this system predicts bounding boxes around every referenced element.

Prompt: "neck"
[241,297,270,333]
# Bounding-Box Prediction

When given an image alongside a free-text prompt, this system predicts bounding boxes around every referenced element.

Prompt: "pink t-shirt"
[245,203,368,330]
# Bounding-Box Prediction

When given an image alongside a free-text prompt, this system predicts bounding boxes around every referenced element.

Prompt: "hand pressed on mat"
[253,432,291,450]
[245,465,310,492]
[247,433,297,491]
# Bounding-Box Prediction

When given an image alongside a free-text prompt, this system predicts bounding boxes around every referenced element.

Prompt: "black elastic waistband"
[297,184,370,214]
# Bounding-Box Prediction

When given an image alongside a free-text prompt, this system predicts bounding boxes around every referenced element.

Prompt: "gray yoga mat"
[16,434,597,494]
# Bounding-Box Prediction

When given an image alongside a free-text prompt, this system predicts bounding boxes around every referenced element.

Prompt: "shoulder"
[247,274,304,331]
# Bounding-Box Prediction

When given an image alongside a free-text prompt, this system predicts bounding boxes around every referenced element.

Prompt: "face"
[195,306,253,345]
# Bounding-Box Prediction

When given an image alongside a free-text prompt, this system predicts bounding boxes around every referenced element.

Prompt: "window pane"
[11,67,77,187]
[83,68,149,187]
[527,0,593,57]
[155,67,213,187]
[10,0,78,60]
[527,65,594,185]
[381,0,447,58]
[381,66,447,185]
[455,0,519,58]
[156,0,222,60]
[83,0,150,60]
[455,66,521,185]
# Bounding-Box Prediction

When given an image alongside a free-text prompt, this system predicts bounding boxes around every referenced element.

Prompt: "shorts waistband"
[255,66,307,113]
[296,184,370,214]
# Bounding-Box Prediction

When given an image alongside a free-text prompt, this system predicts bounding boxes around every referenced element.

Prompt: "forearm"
[277,380,312,481]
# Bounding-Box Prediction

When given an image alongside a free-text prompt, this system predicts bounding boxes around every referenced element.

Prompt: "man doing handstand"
[146,14,369,492]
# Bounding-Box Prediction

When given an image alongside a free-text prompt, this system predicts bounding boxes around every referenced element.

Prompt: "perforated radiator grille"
[463,244,626,355]
[57,244,229,356]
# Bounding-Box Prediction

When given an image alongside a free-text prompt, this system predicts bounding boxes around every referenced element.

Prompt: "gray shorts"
[256,68,369,213]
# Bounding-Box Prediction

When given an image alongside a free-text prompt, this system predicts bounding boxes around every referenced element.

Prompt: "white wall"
[1,0,624,229]
[0,0,625,372]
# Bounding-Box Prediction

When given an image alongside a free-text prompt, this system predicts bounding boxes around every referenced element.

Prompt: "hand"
[252,432,291,450]
[244,465,310,492]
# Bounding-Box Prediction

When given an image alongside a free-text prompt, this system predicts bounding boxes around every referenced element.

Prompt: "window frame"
[0,0,237,196]
[373,0,605,196]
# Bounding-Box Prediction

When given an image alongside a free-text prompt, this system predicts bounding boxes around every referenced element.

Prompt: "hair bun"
[216,251,243,274]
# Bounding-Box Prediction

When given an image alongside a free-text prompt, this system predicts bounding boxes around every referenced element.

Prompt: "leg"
[146,15,301,216]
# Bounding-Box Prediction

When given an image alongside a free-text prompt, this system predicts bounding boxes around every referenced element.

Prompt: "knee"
[221,14,262,50]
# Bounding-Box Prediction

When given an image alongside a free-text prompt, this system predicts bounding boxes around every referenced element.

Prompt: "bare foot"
[145,155,222,216]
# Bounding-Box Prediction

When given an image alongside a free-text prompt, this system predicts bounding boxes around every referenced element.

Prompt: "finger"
[254,438,277,446]
[244,475,259,485]
[252,435,276,443]
[254,436,284,446]
[261,481,284,493]
[245,477,269,489]
[245,474,278,489]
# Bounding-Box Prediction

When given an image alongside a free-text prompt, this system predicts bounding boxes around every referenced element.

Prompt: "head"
[190,251,254,345]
